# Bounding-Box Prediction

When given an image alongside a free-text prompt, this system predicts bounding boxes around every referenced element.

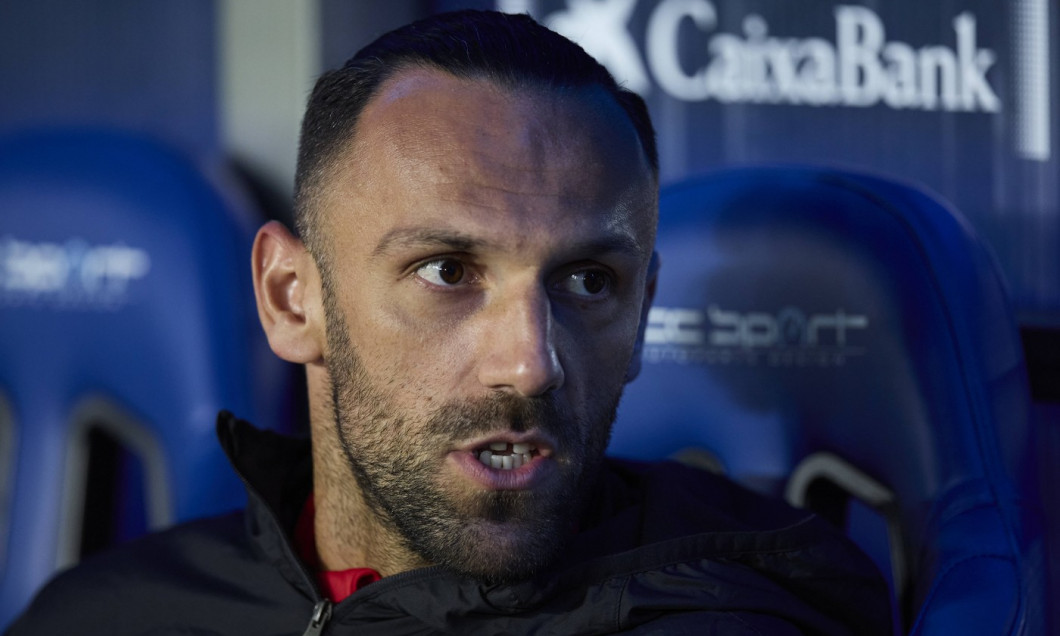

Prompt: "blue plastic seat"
[611,166,1045,635]
[0,129,295,629]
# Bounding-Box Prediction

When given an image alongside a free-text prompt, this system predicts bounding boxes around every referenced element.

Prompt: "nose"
[476,284,565,397]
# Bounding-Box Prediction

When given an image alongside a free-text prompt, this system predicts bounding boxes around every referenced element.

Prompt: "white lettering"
[646,307,706,345]
[708,305,869,349]
[643,305,868,368]
[646,0,715,101]
[542,1,1001,113]
[795,39,838,105]
[545,0,651,94]
[836,6,884,107]
[882,42,918,108]
[0,236,151,309]
[806,310,869,346]
[954,12,1000,111]
[647,305,868,349]
[1,238,69,293]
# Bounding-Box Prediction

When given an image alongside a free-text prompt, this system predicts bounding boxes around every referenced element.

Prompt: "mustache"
[426,391,570,441]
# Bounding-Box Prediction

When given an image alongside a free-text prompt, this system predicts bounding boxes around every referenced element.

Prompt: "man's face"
[316,69,657,582]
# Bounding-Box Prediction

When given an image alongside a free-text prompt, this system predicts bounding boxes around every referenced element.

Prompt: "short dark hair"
[293,9,658,257]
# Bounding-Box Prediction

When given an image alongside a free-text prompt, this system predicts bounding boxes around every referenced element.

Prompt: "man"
[9,10,889,635]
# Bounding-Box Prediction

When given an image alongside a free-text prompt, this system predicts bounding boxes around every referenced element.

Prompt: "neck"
[306,364,429,577]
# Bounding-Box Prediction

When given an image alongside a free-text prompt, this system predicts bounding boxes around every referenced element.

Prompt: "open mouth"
[475,442,540,470]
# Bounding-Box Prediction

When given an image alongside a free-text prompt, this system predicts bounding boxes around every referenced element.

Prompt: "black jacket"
[9,413,891,635]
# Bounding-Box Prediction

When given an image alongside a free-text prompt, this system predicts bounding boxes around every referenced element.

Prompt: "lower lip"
[448,450,555,490]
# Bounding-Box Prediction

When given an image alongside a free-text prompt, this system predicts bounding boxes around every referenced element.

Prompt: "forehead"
[322,67,657,253]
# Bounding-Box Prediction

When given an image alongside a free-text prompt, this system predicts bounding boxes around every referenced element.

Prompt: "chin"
[431,517,569,585]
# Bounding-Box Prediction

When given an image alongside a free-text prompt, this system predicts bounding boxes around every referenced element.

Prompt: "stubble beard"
[321,287,622,584]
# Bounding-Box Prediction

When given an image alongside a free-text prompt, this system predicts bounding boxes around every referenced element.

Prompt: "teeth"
[489,442,508,451]
[476,446,535,471]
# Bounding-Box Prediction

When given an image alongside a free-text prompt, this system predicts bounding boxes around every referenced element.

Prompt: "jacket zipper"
[301,599,333,636]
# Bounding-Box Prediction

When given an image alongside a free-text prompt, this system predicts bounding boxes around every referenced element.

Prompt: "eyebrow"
[371,226,645,259]
[372,228,485,257]
[571,232,645,258]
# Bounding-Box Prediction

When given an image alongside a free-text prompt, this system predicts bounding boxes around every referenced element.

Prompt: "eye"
[558,269,612,297]
[416,258,467,286]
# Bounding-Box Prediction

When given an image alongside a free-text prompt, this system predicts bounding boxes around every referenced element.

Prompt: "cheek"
[558,311,640,389]
[348,298,480,395]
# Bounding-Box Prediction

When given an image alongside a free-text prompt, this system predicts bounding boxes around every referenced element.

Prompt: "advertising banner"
[497,0,1059,321]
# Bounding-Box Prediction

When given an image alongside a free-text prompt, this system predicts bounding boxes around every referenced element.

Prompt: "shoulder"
[569,458,893,635]
[595,457,812,538]
[7,512,306,636]
[591,458,883,581]
[43,511,249,586]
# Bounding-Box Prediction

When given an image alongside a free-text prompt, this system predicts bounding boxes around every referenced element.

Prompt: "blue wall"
[0,1,219,157]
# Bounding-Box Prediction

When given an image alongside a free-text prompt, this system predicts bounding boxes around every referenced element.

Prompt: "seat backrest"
[0,129,295,629]
[610,166,1045,635]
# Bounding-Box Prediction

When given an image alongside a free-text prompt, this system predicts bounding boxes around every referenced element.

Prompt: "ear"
[625,251,660,384]
[251,221,325,364]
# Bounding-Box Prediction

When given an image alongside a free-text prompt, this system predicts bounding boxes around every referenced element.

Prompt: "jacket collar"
[216,411,317,597]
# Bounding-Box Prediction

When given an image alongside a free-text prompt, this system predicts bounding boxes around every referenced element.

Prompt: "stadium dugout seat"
[610,165,1046,635]
[0,129,296,629]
